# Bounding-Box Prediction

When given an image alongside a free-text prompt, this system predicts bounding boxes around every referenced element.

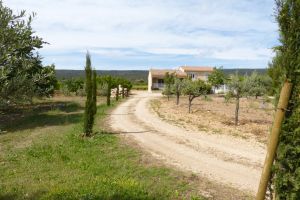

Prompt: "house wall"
[213,84,229,94]
[152,78,164,90]
[186,71,211,81]
[148,72,152,92]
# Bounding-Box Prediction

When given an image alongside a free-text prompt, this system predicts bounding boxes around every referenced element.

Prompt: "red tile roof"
[180,66,214,72]
[150,69,187,78]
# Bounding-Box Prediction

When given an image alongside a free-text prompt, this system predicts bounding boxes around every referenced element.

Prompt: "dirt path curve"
[110,91,266,194]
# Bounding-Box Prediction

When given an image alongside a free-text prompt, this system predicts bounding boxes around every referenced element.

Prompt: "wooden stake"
[256,80,292,200]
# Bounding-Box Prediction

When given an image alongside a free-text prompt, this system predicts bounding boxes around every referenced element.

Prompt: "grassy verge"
[0,98,203,200]
[132,85,148,90]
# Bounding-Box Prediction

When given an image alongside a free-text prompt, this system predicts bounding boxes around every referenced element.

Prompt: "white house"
[148,66,214,92]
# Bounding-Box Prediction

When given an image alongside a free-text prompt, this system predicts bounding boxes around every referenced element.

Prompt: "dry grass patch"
[151,95,274,143]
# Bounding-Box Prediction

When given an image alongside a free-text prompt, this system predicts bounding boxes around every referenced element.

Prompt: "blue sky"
[5,0,278,70]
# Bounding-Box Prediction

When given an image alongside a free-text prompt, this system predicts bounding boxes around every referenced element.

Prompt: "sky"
[5,0,279,70]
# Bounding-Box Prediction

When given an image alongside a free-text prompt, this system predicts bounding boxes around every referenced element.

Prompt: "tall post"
[256,80,292,200]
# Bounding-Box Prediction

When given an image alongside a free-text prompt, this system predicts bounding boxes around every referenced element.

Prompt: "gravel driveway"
[110,91,266,194]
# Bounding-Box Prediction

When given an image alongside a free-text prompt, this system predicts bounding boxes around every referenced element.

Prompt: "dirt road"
[110,91,266,194]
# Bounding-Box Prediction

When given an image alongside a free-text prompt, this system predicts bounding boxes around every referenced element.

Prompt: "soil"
[109,91,267,197]
[151,95,274,144]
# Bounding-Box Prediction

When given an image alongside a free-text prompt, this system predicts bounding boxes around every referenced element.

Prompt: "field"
[0,96,204,200]
[151,95,274,144]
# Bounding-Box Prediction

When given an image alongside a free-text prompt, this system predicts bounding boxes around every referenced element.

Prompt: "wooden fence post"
[256,80,292,200]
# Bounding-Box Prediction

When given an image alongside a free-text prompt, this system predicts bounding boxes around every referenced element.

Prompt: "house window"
[158,79,164,84]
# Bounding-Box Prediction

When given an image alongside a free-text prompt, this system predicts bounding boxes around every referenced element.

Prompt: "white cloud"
[4,0,278,69]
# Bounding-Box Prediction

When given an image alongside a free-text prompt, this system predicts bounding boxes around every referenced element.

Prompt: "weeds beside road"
[0,96,203,200]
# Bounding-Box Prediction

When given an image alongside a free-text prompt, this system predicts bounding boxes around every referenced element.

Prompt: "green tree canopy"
[208,67,226,89]
[182,79,211,113]
[272,0,300,198]
[163,72,175,100]
[227,73,245,125]
[171,78,184,105]
[0,2,56,107]
[244,71,272,98]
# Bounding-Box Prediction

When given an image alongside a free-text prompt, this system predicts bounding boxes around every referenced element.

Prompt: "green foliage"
[163,72,175,100]
[0,2,56,107]
[120,78,133,98]
[132,84,148,90]
[273,0,300,198]
[83,53,95,136]
[182,79,211,113]
[227,73,246,125]
[267,52,286,95]
[99,75,114,106]
[92,69,97,115]
[208,67,226,89]
[243,71,272,98]
[0,100,204,200]
[61,78,84,96]
[172,78,184,105]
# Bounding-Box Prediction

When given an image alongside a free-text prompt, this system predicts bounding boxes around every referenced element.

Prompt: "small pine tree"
[83,52,94,137]
[273,0,300,198]
[92,69,97,115]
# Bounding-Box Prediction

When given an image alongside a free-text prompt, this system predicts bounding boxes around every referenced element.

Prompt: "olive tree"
[171,78,184,105]
[182,79,211,113]
[99,75,114,106]
[0,2,57,107]
[208,67,226,93]
[244,71,272,99]
[227,73,245,126]
[163,72,174,100]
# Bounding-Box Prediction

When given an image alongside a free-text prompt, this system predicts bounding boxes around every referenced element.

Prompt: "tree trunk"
[188,95,193,113]
[116,86,119,101]
[122,87,125,98]
[167,95,169,101]
[107,87,111,106]
[235,92,240,126]
[176,92,179,105]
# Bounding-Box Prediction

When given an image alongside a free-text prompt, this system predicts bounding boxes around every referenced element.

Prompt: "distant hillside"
[55,68,267,82]
[222,68,267,76]
[56,70,148,82]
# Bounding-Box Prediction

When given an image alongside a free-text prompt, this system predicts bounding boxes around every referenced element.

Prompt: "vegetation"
[120,79,133,98]
[99,75,114,106]
[227,73,245,126]
[92,69,97,115]
[208,67,226,92]
[244,72,272,98]
[0,2,57,108]
[0,97,204,199]
[172,78,184,105]
[132,84,148,90]
[98,76,132,105]
[60,78,85,96]
[83,53,96,137]
[272,0,300,198]
[267,52,285,96]
[182,79,211,113]
[162,72,175,101]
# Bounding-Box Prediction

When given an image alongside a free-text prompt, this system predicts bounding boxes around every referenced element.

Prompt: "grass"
[0,97,203,200]
[132,85,148,90]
